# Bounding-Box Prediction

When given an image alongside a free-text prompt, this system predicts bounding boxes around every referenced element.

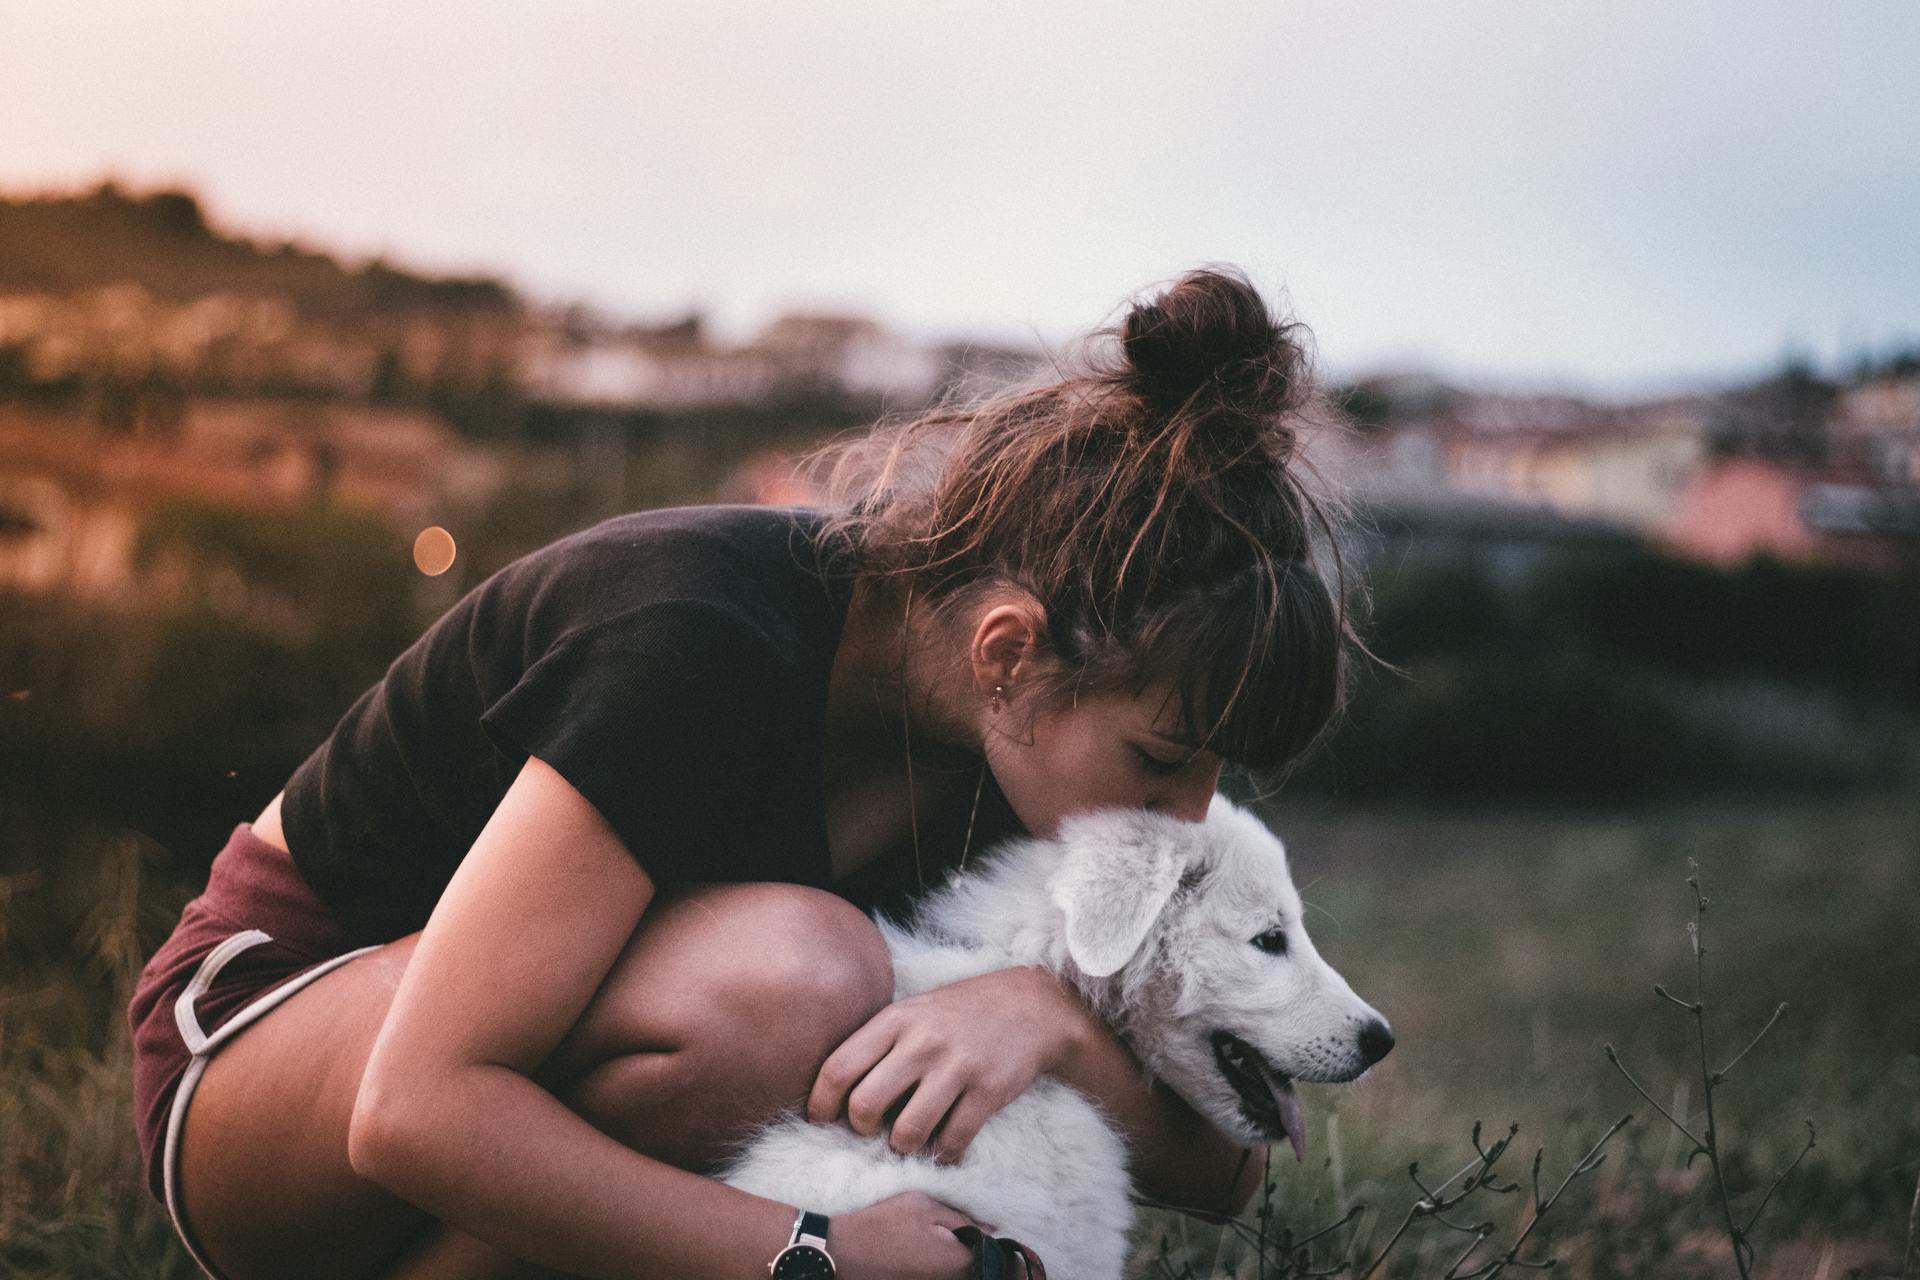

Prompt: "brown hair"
[808,266,1358,784]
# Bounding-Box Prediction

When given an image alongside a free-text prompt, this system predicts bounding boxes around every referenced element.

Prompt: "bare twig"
[1290,1204,1365,1252]
[1429,1150,1497,1200]
[1439,1228,1492,1279]
[1685,864,1755,1279]
[1607,860,1813,1280]
[1355,1201,1425,1278]
[1604,1044,1705,1154]
[1742,1122,1816,1238]
[1713,1002,1788,1086]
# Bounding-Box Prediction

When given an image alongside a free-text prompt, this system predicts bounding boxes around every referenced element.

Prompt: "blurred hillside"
[0,181,1023,437]
[0,182,516,315]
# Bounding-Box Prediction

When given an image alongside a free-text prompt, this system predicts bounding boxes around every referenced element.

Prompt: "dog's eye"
[1252,927,1289,955]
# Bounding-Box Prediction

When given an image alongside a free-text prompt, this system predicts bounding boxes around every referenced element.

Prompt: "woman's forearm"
[1052,997,1262,1218]
[350,1062,796,1278]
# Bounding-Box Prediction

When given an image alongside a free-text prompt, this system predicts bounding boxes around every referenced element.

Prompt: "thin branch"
[1687,873,1750,1280]
[1355,1204,1423,1279]
[1289,1203,1365,1251]
[1428,1151,1498,1201]
[1440,1229,1492,1279]
[1604,1044,1705,1152]
[1713,1002,1788,1085]
[1742,1121,1817,1237]
[1426,1207,1496,1236]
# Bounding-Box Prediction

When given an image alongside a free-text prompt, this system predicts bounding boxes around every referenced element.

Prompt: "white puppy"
[718,794,1392,1280]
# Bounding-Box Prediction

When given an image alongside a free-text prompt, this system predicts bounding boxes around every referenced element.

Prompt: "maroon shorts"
[127,823,385,1278]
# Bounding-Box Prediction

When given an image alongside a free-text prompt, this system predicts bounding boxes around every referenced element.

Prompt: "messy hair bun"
[1120,267,1309,430]
[809,265,1357,782]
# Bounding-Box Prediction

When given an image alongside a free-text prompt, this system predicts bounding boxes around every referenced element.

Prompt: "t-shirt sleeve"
[477,604,791,884]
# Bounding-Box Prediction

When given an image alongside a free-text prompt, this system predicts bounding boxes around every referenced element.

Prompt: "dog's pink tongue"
[1275,1082,1307,1163]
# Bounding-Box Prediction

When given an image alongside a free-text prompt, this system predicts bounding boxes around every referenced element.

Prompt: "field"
[3,794,1915,1278]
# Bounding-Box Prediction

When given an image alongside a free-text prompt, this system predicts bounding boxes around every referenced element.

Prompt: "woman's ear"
[968,593,1047,696]
[1047,814,1186,978]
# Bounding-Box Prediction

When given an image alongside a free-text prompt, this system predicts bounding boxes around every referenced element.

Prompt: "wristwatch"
[768,1208,835,1279]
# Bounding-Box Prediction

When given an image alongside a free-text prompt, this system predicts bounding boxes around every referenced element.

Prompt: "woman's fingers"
[807,1013,897,1124]
[885,1070,963,1157]
[843,1047,933,1139]
[928,1088,1000,1164]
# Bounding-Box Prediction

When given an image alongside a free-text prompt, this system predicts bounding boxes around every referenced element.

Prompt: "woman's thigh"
[176,880,894,1280]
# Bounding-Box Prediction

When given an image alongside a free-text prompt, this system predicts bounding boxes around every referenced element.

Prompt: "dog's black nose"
[1357,1018,1395,1067]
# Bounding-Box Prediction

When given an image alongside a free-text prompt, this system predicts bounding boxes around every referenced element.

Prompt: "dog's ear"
[1048,817,1186,978]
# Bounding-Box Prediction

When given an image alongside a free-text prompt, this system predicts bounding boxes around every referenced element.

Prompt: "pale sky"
[4,0,1917,394]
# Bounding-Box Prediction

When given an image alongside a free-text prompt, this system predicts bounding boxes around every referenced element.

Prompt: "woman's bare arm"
[345,755,810,1276]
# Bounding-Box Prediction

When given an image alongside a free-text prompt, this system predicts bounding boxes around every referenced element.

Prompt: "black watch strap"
[770,1209,834,1279]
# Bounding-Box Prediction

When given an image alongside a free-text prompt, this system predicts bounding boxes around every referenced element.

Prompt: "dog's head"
[1047,794,1392,1156]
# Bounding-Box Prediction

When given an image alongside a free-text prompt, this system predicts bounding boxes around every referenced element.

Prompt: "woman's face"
[983,677,1224,840]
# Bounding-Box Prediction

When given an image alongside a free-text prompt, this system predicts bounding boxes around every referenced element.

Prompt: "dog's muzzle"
[1210,1030,1307,1161]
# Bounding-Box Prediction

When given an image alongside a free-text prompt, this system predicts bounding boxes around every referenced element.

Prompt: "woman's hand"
[807,965,1091,1163]
[829,1191,994,1280]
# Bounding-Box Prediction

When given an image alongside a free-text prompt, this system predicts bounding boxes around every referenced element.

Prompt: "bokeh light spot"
[413,526,457,576]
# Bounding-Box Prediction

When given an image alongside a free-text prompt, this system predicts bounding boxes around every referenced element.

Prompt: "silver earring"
[991,684,1006,714]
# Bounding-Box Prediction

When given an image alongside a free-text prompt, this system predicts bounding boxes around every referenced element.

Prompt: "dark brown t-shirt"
[281,503,1022,945]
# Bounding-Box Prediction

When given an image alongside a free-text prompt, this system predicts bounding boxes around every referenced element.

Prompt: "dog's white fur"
[718,795,1387,1280]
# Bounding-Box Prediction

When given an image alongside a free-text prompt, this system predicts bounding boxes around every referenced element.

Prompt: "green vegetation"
[1,820,200,1278]
[1296,542,1920,803]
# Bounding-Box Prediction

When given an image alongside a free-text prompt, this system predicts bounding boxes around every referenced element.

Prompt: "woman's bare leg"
[175,881,894,1280]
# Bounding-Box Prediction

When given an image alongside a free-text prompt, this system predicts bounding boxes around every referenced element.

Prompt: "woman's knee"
[718,884,894,1032]
[642,884,893,1088]
[548,883,894,1169]
[548,883,889,1081]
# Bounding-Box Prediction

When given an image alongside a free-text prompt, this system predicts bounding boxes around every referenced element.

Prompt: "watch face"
[771,1244,834,1280]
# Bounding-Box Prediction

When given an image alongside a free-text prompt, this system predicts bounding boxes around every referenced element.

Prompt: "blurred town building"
[1327,371,1920,573]
[1354,392,1709,531]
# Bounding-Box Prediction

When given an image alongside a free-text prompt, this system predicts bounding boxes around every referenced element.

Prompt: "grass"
[2,823,199,1278]
[3,795,1915,1277]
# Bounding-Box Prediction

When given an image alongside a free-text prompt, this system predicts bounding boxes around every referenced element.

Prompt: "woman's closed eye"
[1131,744,1186,776]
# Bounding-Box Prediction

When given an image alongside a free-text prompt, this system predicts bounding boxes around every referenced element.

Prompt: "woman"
[127,266,1355,1280]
